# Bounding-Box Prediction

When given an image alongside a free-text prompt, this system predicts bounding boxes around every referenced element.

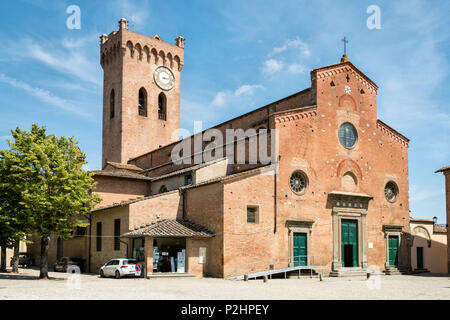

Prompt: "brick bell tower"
[100,18,184,166]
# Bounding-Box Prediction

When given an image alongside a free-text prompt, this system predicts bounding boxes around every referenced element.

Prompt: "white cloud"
[24,40,101,86]
[211,91,227,107]
[0,73,92,119]
[287,63,307,74]
[234,84,263,96]
[261,59,284,74]
[270,38,311,58]
[209,84,263,108]
[117,0,150,27]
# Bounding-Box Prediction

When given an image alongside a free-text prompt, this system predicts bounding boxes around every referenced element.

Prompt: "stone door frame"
[383,225,403,268]
[332,208,369,270]
[286,220,314,267]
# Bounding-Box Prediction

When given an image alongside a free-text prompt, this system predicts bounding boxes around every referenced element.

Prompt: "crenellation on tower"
[101,18,183,167]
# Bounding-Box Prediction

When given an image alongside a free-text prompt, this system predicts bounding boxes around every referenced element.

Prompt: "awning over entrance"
[121,219,215,238]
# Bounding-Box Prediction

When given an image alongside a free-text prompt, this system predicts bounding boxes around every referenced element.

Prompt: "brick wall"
[185,183,224,277]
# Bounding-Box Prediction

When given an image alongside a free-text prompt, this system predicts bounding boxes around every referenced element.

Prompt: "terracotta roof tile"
[122,219,215,238]
[434,224,447,233]
[91,190,178,212]
[89,170,152,181]
[436,165,450,173]
[105,161,143,172]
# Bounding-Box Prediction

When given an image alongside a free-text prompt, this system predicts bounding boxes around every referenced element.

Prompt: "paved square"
[0,268,449,300]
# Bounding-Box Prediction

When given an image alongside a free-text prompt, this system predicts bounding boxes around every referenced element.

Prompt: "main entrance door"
[416,246,423,269]
[341,219,358,267]
[388,236,399,266]
[293,233,307,267]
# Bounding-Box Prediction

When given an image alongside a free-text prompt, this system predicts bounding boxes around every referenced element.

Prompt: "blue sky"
[0,0,449,222]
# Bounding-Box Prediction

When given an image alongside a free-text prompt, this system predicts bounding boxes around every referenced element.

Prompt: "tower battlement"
[101,18,182,167]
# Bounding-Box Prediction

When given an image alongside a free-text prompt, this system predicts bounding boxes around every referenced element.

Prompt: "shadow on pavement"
[0,271,66,281]
[406,272,450,278]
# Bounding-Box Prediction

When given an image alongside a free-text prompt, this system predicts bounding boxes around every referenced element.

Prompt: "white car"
[99,258,140,279]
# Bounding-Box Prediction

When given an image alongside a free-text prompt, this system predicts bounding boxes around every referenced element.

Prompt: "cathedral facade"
[30,19,412,278]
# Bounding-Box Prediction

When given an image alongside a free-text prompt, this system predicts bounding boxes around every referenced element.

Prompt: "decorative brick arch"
[336,159,362,181]
[338,94,357,111]
[412,226,431,240]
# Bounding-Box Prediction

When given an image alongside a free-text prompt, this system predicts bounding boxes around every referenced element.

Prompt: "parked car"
[99,258,139,279]
[53,257,85,273]
[10,252,34,267]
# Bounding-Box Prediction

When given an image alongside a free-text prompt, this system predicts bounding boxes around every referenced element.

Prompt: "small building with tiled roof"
[409,217,448,274]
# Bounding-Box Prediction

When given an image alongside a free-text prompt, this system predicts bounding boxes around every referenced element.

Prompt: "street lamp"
[432,216,438,224]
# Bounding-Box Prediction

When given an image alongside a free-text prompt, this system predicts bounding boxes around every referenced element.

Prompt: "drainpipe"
[274,156,279,234]
[181,189,186,220]
[88,213,92,273]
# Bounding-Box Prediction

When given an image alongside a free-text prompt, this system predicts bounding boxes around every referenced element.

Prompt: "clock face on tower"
[154,66,175,91]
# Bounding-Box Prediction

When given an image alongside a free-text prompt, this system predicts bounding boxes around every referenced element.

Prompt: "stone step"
[147,272,196,279]
[329,268,368,277]
[383,266,412,275]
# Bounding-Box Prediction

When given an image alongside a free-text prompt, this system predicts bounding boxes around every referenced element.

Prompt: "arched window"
[159,185,168,193]
[110,89,115,119]
[158,92,167,120]
[138,88,147,117]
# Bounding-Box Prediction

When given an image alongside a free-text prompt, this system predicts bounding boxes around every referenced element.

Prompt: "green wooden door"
[416,247,423,269]
[341,220,358,267]
[388,236,399,266]
[293,233,307,267]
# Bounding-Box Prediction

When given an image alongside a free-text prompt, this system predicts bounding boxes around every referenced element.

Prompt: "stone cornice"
[273,106,317,123]
[376,120,409,147]
[311,61,378,94]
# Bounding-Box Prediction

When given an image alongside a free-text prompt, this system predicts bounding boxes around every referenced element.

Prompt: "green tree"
[0,124,100,279]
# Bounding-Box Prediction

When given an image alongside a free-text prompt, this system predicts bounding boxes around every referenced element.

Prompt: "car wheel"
[115,270,121,279]
[100,270,105,278]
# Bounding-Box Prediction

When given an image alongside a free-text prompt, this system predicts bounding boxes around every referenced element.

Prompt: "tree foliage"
[0,124,100,278]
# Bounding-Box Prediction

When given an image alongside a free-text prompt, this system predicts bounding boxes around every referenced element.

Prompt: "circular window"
[289,171,308,194]
[384,181,398,202]
[338,122,358,149]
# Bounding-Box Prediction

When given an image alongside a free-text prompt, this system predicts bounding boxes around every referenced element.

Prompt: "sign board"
[199,247,206,264]
[135,262,142,277]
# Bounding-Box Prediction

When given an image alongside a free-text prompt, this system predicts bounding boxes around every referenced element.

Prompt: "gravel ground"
[0,268,449,300]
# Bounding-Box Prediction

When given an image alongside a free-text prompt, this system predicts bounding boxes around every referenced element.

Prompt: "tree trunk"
[11,242,20,273]
[0,246,6,272]
[39,235,50,279]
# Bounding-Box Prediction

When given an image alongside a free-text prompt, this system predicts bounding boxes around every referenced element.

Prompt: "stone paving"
[0,268,449,300]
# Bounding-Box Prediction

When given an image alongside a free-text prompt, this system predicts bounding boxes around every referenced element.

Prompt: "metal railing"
[227,254,326,280]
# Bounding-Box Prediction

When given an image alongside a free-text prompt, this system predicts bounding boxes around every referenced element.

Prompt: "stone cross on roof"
[342,36,348,54]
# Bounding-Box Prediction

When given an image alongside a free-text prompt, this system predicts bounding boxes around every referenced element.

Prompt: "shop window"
[153,238,186,273]
[132,238,145,262]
